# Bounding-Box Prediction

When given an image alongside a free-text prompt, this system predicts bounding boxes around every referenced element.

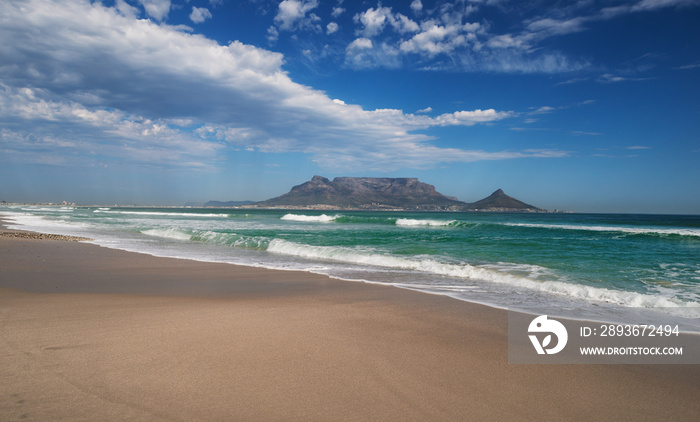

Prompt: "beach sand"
[1,227,699,421]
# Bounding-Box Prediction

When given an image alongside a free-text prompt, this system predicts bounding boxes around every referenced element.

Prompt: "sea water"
[2,206,699,330]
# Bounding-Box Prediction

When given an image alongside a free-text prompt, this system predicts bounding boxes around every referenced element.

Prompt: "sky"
[0,0,699,213]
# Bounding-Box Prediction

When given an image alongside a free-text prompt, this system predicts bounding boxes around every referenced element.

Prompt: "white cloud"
[332,7,346,18]
[400,22,478,56]
[267,25,280,43]
[0,84,222,168]
[347,3,584,73]
[137,0,171,21]
[115,0,140,19]
[632,0,698,12]
[354,6,394,38]
[347,37,373,50]
[676,62,700,70]
[411,0,423,14]
[432,109,512,126]
[345,39,402,69]
[274,0,320,32]
[571,131,601,136]
[354,6,420,38]
[190,7,212,24]
[343,0,697,73]
[526,17,587,36]
[596,73,653,83]
[531,106,556,114]
[392,13,420,34]
[0,0,568,172]
[327,22,339,34]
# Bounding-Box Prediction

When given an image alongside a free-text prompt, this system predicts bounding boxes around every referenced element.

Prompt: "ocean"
[3,206,699,330]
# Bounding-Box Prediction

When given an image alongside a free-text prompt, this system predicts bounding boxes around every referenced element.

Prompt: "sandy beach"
[1,227,700,421]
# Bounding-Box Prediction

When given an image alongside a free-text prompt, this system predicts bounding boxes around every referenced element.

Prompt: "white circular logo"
[528,315,568,355]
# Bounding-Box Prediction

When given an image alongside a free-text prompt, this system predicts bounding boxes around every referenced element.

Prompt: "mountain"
[466,189,543,211]
[255,176,465,211]
[249,176,544,212]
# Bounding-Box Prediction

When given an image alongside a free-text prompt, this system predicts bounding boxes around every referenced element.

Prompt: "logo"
[528,315,568,355]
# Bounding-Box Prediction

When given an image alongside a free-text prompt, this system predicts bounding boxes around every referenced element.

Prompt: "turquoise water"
[3,206,699,328]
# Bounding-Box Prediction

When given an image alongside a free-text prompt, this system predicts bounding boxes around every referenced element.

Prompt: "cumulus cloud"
[115,0,140,19]
[273,0,321,32]
[400,22,480,56]
[354,6,394,38]
[345,2,584,73]
[332,6,346,18]
[0,0,568,172]
[327,22,339,34]
[0,84,222,168]
[137,0,171,21]
[432,109,512,126]
[354,6,420,38]
[411,0,423,14]
[347,37,373,50]
[190,7,212,24]
[343,0,696,73]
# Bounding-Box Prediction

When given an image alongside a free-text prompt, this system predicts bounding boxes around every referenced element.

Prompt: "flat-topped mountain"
[246,176,544,212]
[256,176,465,211]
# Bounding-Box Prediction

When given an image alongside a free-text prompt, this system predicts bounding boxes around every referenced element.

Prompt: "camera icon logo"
[528,315,568,355]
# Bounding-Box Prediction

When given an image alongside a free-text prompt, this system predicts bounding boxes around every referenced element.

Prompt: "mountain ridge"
[255,176,467,211]
[232,176,546,212]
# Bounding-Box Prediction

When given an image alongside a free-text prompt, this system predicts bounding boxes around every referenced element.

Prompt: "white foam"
[280,214,339,222]
[94,210,229,218]
[395,218,455,227]
[3,212,93,231]
[141,228,192,241]
[267,239,699,309]
[21,206,74,212]
[503,222,700,237]
[194,230,270,249]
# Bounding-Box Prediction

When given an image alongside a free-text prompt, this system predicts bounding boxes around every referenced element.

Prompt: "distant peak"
[492,189,505,196]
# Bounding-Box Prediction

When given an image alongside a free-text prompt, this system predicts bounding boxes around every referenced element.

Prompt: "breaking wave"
[395,218,456,227]
[95,210,229,218]
[502,223,700,238]
[141,228,192,241]
[266,239,699,310]
[280,214,340,222]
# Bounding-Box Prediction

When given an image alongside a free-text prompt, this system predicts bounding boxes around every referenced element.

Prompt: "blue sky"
[0,0,699,213]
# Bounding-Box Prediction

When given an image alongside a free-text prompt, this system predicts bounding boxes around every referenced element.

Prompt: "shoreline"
[5,214,698,334]
[2,223,700,420]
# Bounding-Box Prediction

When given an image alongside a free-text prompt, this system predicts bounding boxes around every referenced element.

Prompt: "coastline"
[1,226,700,420]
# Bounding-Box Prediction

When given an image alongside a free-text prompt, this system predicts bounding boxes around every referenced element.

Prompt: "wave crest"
[141,228,192,241]
[266,239,699,309]
[396,218,455,227]
[280,214,340,222]
[503,223,700,238]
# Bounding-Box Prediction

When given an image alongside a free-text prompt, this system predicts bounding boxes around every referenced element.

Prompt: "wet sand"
[1,230,699,421]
